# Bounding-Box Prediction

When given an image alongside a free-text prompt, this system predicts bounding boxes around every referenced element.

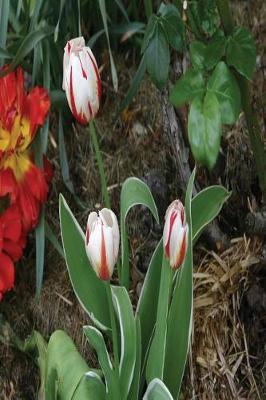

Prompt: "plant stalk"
[216,0,266,202]
[89,121,111,208]
[105,282,120,374]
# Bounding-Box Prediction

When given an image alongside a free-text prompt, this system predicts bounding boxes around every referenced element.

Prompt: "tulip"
[85,208,119,280]
[163,200,188,269]
[62,36,101,125]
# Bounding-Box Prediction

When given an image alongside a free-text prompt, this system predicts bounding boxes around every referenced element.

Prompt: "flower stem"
[105,282,120,373]
[216,0,266,202]
[89,121,111,208]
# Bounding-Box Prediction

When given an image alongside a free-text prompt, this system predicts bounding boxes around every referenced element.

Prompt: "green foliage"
[120,177,159,288]
[143,379,174,400]
[188,93,221,170]
[59,195,110,330]
[208,61,241,124]
[226,27,256,80]
[170,69,205,107]
[163,169,195,398]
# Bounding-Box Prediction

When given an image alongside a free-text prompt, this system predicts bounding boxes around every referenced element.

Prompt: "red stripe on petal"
[174,228,187,269]
[99,225,110,280]
[87,51,102,99]
[88,101,93,117]
[78,55,87,79]
[165,211,177,259]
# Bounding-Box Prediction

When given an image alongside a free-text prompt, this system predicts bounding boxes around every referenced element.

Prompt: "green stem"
[105,282,120,374]
[216,0,266,202]
[89,121,111,208]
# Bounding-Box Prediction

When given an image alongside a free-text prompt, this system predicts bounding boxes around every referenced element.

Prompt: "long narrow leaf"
[0,0,9,67]
[112,286,136,398]
[35,208,45,298]
[143,378,174,400]
[128,316,141,400]
[98,0,118,91]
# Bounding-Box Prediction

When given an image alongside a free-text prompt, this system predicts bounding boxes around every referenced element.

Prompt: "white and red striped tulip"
[85,208,120,281]
[62,36,101,125]
[163,200,188,269]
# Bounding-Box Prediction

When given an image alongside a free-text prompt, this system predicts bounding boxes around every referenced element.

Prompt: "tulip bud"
[163,200,188,269]
[62,36,101,125]
[85,208,119,280]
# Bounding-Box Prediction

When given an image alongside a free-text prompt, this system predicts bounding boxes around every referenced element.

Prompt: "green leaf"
[190,37,226,71]
[35,208,45,298]
[136,239,163,366]
[188,92,221,170]
[7,28,52,73]
[143,378,174,400]
[59,195,110,330]
[208,61,241,124]
[192,185,230,243]
[45,330,104,400]
[0,0,9,67]
[170,69,205,107]
[112,286,136,398]
[58,112,85,209]
[118,54,146,114]
[158,3,183,51]
[141,14,157,53]
[128,316,141,400]
[146,256,172,383]
[190,41,206,70]
[45,221,65,259]
[226,27,256,80]
[98,0,118,91]
[0,47,12,60]
[204,36,226,70]
[120,177,159,289]
[164,168,195,399]
[83,326,120,399]
[145,23,170,89]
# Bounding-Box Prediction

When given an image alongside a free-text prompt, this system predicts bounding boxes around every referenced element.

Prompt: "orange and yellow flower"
[0,67,52,232]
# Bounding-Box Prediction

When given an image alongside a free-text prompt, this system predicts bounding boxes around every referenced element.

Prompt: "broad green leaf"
[204,36,226,70]
[226,27,256,80]
[98,0,118,91]
[45,330,104,400]
[74,373,105,400]
[146,256,172,383]
[145,23,170,89]
[143,378,174,400]
[158,3,183,51]
[59,195,110,330]
[188,92,221,170]
[208,61,241,124]
[35,208,45,298]
[190,41,206,70]
[128,316,141,400]
[112,286,136,398]
[164,168,195,399]
[118,54,146,114]
[190,37,226,71]
[170,69,205,107]
[83,326,120,399]
[141,14,157,53]
[29,0,43,31]
[191,185,230,243]
[136,239,163,366]
[0,47,12,60]
[120,177,159,288]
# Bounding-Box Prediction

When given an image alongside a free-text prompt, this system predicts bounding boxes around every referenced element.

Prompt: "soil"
[0,1,266,399]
